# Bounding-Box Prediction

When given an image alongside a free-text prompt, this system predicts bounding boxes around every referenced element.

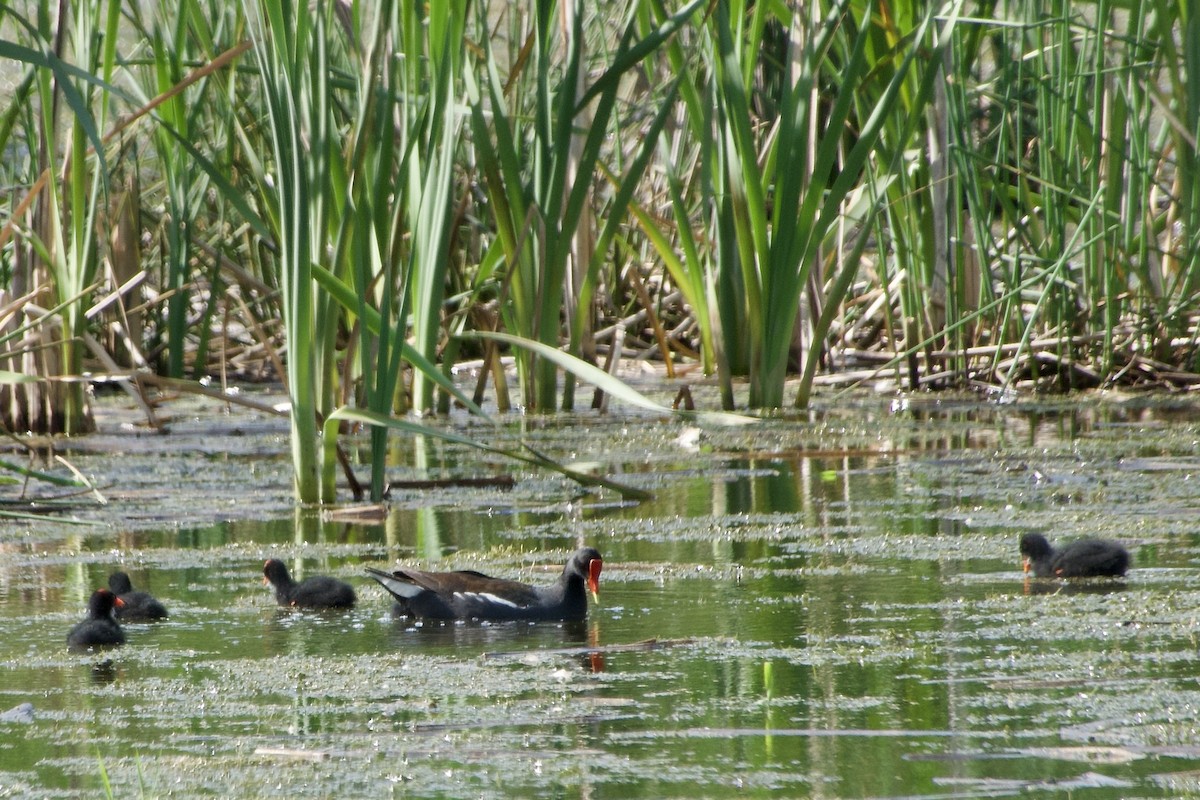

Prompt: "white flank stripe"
[454,591,521,609]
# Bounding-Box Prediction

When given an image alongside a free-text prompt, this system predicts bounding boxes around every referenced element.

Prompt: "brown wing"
[397,567,542,607]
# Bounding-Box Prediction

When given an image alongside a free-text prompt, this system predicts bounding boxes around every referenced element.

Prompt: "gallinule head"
[107,571,168,621]
[364,547,603,622]
[262,559,357,609]
[1019,533,1129,578]
[67,589,126,650]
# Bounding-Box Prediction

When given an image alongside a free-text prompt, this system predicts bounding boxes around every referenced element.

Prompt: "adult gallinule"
[262,559,357,609]
[1019,532,1129,578]
[364,547,602,621]
[67,589,126,650]
[107,571,169,621]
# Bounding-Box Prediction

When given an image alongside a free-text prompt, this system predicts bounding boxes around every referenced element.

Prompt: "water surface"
[3,391,1200,797]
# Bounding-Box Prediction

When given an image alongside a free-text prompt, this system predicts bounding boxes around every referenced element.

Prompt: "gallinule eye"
[1019,532,1129,578]
[107,571,169,621]
[364,547,602,622]
[262,559,357,609]
[67,589,126,650]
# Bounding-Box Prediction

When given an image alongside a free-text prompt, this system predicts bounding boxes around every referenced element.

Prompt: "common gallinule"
[262,559,357,609]
[107,571,169,621]
[67,589,126,650]
[1020,532,1129,578]
[364,547,602,621]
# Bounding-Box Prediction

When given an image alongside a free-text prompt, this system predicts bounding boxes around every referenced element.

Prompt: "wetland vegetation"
[3,0,1200,796]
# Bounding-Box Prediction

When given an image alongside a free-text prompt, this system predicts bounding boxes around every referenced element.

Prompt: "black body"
[365,547,602,622]
[67,589,126,650]
[108,571,169,621]
[263,559,357,608]
[1020,533,1129,578]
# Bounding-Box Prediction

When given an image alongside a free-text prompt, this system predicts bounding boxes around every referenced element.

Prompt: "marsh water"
[5,389,1200,798]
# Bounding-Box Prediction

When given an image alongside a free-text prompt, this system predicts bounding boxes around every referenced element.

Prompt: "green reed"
[242,0,321,500]
[931,0,1194,390]
[465,0,702,412]
[4,0,1200,503]
[123,0,207,378]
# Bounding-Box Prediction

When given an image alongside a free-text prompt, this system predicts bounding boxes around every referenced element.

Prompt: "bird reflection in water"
[394,617,606,672]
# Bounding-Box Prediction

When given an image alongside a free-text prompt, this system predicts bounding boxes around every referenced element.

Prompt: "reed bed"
[0,0,1196,499]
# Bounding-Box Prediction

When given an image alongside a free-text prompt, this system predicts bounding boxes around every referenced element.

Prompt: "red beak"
[587,558,602,600]
[114,596,125,608]
[1022,558,1031,574]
